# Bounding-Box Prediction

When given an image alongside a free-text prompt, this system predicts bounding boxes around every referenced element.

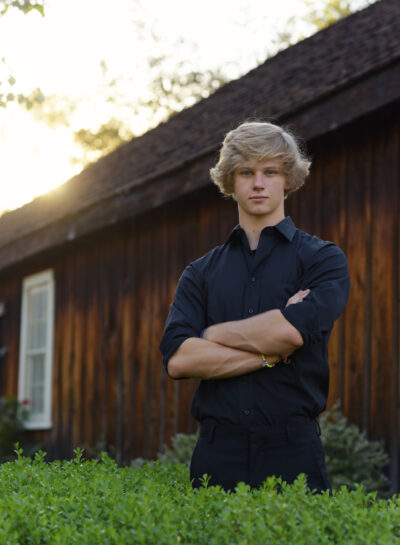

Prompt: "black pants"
[190,419,330,492]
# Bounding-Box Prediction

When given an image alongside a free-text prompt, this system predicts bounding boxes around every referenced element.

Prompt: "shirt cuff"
[280,304,321,346]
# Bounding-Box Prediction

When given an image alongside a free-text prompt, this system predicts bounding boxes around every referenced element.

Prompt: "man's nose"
[253,172,264,187]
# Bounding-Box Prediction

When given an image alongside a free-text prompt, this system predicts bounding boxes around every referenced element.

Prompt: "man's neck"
[239,214,285,251]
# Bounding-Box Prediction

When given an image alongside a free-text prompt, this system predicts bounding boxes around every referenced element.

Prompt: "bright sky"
[0,0,365,215]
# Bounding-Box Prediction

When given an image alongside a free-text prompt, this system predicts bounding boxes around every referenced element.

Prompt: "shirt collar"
[274,216,297,241]
[225,216,297,245]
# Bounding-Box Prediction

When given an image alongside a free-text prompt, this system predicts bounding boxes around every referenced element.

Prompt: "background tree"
[7,0,378,169]
[0,0,44,16]
[0,0,44,107]
[305,0,375,30]
[275,0,376,49]
[74,59,228,167]
[69,0,376,167]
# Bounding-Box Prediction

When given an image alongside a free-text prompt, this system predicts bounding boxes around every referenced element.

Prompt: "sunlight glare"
[0,0,313,215]
[0,105,81,214]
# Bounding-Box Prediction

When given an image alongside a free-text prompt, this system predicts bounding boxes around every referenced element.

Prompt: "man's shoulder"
[189,244,226,275]
[294,228,346,264]
[296,229,332,250]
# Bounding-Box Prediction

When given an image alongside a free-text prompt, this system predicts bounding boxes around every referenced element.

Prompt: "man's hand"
[285,289,310,307]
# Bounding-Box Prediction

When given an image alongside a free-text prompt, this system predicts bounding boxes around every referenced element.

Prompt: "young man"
[159,121,350,492]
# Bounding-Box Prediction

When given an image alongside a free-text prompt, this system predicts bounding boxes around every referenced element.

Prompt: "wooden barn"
[0,0,399,485]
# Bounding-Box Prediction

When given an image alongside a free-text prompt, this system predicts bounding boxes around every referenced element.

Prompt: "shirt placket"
[238,233,280,427]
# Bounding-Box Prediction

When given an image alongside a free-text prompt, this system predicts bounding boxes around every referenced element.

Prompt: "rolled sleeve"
[159,264,206,372]
[281,244,350,346]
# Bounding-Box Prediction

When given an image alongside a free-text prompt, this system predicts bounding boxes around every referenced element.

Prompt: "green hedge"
[1,449,400,544]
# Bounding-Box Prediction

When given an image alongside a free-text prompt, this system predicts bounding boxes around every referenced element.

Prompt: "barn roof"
[0,0,399,271]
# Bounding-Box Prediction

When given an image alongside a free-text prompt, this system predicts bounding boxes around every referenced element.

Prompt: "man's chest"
[204,245,302,324]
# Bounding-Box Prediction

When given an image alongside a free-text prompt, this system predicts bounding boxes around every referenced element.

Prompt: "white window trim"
[18,269,55,430]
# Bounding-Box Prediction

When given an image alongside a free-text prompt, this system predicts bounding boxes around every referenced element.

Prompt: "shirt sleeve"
[280,243,350,346]
[159,264,206,372]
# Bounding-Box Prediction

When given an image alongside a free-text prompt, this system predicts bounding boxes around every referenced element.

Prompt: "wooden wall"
[0,183,237,463]
[288,104,400,485]
[0,104,399,485]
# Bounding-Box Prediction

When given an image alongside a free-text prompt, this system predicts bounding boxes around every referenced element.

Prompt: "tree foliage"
[73,120,134,167]
[0,0,44,107]
[4,0,379,167]
[141,57,228,122]
[67,0,376,165]
[303,0,376,30]
[23,56,228,168]
[0,0,44,17]
[275,0,376,49]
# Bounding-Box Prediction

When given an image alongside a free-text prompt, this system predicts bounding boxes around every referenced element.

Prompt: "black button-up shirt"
[159,217,350,429]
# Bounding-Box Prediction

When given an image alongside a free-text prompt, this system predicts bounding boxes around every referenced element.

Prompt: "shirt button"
[251,277,256,283]
[244,409,251,416]
[248,308,254,314]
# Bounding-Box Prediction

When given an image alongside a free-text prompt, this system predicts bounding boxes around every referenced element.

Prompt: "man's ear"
[282,179,290,200]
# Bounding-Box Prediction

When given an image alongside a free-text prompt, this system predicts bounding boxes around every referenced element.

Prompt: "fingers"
[285,289,310,307]
[297,289,310,298]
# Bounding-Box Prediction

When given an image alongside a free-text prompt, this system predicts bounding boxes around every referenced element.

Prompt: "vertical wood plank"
[82,243,100,450]
[342,129,368,429]
[147,220,163,458]
[391,121,400,490]
[0,274,21,395]
[313,136,346,410]
[71,251,84,451]
[369,123,395,449]
[164,206,182,446]
[121,221,137,462]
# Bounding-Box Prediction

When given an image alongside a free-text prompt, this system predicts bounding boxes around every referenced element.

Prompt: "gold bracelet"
[260,353,275,368]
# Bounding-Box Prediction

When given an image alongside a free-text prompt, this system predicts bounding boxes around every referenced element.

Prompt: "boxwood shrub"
[1,449,399,545]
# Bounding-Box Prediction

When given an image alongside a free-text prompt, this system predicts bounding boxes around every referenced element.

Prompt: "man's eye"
[265,170,278,175]
[240,170,252,176]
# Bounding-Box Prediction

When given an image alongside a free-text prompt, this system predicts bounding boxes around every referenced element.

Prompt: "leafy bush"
[158,404,391,495]
[158,432,199,465]
[79,435,116,461]
[0,396,39,462]
[320,403,391,496]
[0,450,400,545]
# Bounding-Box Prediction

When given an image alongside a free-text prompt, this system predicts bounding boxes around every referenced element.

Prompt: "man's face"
[233,158,288,224]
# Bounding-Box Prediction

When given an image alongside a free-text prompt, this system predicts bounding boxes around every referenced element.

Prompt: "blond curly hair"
[210,121,311,198]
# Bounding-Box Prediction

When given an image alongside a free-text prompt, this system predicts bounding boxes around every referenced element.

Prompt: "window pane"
[31,385,44,415]
[32,354,45,382]
[38,289,47,320]
[27,288,48,350]
[37,319,47,349]
[31,288,47,320]
[27,353,45,416]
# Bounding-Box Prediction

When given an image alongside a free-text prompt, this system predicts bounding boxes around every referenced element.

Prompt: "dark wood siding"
[0,104,399,485]
[287,106,400,483]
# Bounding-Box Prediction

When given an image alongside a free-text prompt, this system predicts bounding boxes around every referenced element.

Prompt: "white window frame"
[18,269,55,429]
